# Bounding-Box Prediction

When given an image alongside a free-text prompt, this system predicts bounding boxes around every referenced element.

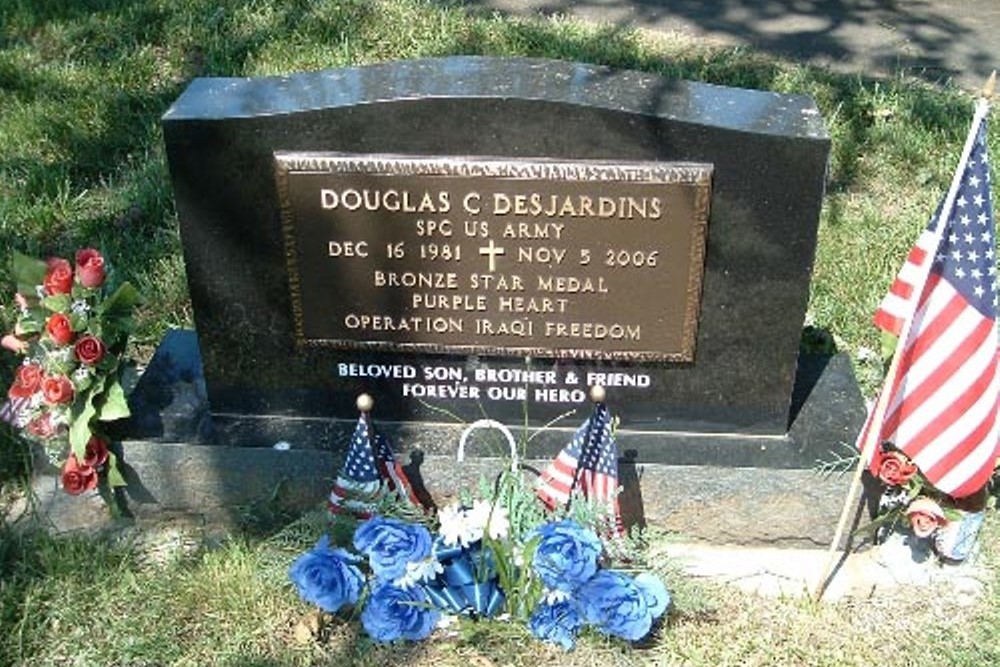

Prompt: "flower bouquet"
[290,484,669,649]
[3,249,140,499]
[289,401,671,650]
[870,444,990,562]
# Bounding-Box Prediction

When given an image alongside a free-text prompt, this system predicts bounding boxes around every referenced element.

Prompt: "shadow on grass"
[0,0,978,327]
[454,0,995,88]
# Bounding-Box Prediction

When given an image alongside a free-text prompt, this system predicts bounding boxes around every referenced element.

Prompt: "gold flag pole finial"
[982,70,997,99]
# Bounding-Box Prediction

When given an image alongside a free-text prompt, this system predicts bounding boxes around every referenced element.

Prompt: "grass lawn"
[1,507,998,667]
[1,0,999,665]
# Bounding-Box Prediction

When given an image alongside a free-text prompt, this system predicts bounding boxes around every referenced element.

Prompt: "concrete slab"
[665,532,988,602]
[10,479,986,606]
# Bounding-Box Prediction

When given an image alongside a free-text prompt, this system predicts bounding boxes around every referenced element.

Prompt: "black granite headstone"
[151,57,863,509]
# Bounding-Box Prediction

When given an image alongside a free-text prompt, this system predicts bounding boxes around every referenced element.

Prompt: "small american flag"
[373,432,420,507]
[536,403,621,524]
[0,397,28,426]
[865,102,998,498]
[329,415,416,516]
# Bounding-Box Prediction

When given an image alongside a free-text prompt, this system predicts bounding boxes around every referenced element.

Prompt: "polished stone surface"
[162,56,846,458]
[112,328,866,544]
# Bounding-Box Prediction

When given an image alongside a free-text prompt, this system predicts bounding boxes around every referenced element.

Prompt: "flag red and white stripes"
[865,101,999,498]
[0,397,28,425]
[329,415,418,516]
[873,226,939,336]
[536,403,620,522]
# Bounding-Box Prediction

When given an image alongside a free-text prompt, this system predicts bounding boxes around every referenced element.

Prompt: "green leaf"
[42,293,71,313]
[72,371,94,393]
[47,353,77,377]
[13,252,47,297]
[97,379,131,421]
[98,282,141,319]
[880,330,898,363]
[69,312,89,332]
[69,404,96,457]
[107,452,127,488]
[69,376,106,456]
[17,315,43,335]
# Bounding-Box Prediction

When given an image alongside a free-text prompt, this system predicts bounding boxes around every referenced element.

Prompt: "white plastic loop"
[457,419,518,471]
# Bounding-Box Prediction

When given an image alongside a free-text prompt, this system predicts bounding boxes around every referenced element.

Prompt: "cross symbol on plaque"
[479,239,506,272]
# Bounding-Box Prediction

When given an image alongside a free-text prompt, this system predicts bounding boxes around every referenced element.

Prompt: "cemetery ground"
[0,504,997,667]
[1,0,999,665]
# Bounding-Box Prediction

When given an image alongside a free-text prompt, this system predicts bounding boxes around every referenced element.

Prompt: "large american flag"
[329,415,416,516]
[536,403,621,521]
[866,104,998,498]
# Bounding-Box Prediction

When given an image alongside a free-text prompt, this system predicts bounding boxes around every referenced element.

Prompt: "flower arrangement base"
[933,509,986,563]
[9,471,123,534]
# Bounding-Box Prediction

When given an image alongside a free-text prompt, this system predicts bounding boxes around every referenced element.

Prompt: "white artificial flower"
[71,299,91,315]
[461,500,488,545]
[511,544,525,568]
[393,557,444,589]
[485,504,510,540]
[467,499,511,541]
[437,503,467,547]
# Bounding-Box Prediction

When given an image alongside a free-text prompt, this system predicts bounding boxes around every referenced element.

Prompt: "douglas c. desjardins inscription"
[275,154,712,362]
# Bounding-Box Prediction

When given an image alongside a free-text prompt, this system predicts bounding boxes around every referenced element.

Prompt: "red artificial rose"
[61,454,98,495]
[8,363,44,399]
[26,413,56,439]
[41,375,74,405]
[75,248,105,288]
[43,258,73,295]
[907,497,948,538]
[83,436,110,468]
[877,450,918,487]
[74,334,106,365]
[1,334,28,354]
[45,313,74,346]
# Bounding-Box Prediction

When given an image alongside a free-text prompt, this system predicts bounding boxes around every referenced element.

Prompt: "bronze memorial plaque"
[275,154,712,362]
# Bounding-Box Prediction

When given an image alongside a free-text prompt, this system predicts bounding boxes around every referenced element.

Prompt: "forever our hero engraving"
[275,154,711,363]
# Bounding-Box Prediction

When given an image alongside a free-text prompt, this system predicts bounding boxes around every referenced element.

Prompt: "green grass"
[1,0,994,393]
[1,510,998,667]
[2,1,999,664]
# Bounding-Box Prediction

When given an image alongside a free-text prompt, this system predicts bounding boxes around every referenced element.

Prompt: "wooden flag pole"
[811,82,993,601]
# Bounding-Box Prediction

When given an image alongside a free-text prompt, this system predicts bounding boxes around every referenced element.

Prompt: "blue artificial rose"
[529,599,583,650]
[361,580,440,642]
[634,572,671,619]
[530,520,602,592]
[288,535,364,613]
[353,516,433,582]
[578,570,653,641]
